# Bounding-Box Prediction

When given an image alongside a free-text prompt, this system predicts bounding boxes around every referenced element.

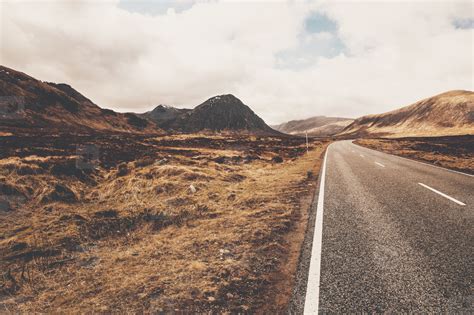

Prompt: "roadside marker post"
[306,131,309,154]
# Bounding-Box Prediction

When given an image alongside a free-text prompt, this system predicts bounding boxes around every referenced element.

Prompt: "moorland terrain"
[0,65,329,312]
[1,64,473,312]
[0,130,328,312]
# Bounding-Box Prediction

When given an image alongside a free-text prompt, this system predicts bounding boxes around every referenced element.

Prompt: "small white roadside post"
[306,131,309,154]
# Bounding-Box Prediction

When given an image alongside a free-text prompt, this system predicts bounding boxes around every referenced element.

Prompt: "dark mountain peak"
[143,104,191,124]
[139,94,277,134]
[151,104,175,112]
[147,94,278,134]
[194,95,255,118]
[197,94,244,109]
[153,94,278,135]
[210,94,239,101]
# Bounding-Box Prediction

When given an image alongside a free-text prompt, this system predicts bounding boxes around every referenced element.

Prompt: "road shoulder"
[288,145,330,314]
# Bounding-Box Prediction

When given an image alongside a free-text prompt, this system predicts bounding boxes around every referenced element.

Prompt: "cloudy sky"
[1,0,473,124]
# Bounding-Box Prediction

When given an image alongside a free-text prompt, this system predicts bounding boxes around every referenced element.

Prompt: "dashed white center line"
[352,142,474,178]
[359,154,364,158]
[375,162,385,168]
[418,183,466,206]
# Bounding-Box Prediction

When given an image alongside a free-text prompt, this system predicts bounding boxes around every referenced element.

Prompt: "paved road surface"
[304,140,473,313]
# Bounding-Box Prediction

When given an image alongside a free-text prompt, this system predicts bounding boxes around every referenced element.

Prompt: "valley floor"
[0,132,328,313]
[355,135,474,175]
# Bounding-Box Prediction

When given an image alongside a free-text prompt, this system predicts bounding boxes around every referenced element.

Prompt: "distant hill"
[151,95,279,135]
[141,105,191,124]
[272,116,353,137]
[339,90,474,138]
[0,66,157,133]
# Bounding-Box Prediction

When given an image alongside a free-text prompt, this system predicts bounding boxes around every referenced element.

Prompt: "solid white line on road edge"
[351,142,474,178]
[304,145,329,314]
[375,162,385,168]
[418,183,466,206]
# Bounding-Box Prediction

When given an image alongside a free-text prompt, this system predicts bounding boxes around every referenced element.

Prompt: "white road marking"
[352,142,474,178]
[360,154,364,158]
[418,183,466,206]
[304,145,329,314]
[375,162,385,168]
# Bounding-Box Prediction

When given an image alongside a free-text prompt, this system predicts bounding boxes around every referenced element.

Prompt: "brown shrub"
[117,163,129,177]
[135,157,155,168]
[41,183,77,203]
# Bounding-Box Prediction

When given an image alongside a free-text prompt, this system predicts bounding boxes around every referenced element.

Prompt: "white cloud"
[0,0,472,124]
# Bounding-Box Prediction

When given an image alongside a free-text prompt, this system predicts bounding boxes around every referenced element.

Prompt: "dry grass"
[355,136,474,175]
[0,133,328,313]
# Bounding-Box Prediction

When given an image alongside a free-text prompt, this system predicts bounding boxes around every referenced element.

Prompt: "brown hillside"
[0,66,158,134]
[273,116,353,137]
[340,90,474,138]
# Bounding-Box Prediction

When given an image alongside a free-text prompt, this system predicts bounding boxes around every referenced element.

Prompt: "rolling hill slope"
[339,90,474,137]
[272,116,353,137]
[0,66,156,133]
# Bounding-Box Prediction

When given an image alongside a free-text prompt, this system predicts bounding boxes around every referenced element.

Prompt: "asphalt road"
[304,140,473,313]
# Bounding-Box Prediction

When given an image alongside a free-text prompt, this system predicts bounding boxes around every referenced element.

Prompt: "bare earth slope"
[340,90,474,138]
[0,66,156,134]
[273,116,353,137]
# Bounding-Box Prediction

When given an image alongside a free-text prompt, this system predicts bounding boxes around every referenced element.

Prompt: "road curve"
[304,140,473,313]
